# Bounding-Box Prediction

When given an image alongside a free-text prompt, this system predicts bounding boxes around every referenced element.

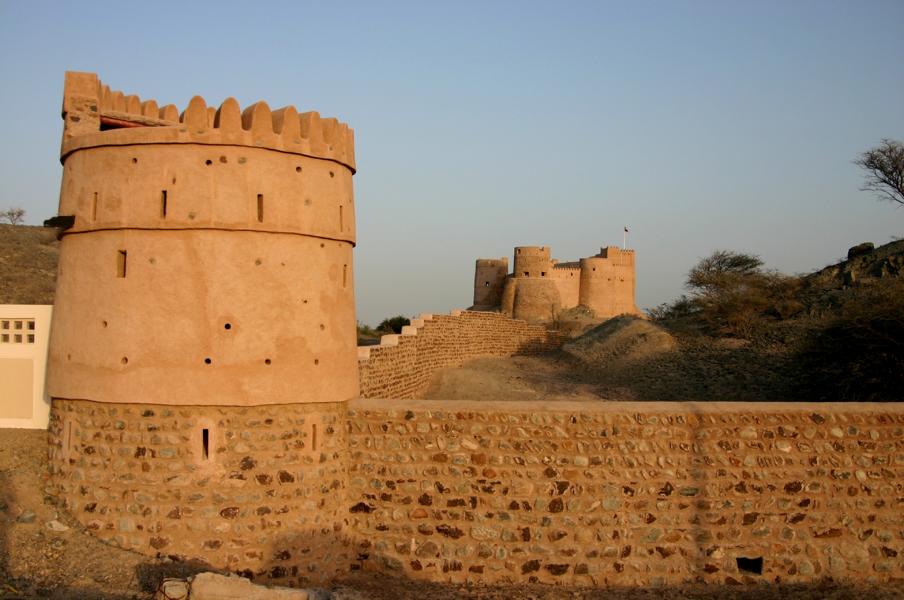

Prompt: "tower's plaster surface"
[48,72,357,407]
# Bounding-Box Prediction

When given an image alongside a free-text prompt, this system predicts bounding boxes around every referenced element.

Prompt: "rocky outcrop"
[806,239,904,290]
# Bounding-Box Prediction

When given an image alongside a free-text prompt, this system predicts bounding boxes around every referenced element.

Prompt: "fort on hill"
[472,245,640,323]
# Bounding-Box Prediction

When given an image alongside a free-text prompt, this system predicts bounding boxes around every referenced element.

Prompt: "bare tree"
[854,138,904,206]
[0,207,26,225]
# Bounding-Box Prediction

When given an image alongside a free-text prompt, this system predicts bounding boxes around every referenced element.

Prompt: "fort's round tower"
[472,258,508,307]
[512,245,551,278]
[47,72,357,585]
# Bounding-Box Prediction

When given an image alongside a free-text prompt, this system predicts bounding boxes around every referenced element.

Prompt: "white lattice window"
[0,319,36,344]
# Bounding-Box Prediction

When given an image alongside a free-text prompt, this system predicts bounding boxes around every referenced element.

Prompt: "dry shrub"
[796,277,904,400]
[377,315,411,334]
[652,251,802,340]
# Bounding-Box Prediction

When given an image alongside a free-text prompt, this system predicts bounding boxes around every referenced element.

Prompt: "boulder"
[155,572,311,600]
[847,242,875,260]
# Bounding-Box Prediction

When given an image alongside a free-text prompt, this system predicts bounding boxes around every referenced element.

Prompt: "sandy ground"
[422,337,799,403]
[423,355,603,402]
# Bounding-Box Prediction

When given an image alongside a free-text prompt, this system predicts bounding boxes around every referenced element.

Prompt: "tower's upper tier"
[61,72,355,172]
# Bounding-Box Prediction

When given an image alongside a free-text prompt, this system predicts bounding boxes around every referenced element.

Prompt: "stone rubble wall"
[346,398,904,586]
[357,311,564,400]
[48,398,353,587]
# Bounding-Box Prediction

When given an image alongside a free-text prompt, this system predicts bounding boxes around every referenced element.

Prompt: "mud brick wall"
[346,399,904,586]
[357,311,563,399]
[48,398,352,587]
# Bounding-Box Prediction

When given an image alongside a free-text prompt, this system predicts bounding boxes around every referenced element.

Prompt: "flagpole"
[623,226,627,250]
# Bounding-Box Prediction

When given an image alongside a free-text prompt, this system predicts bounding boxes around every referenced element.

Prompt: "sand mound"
[562,315,676,366]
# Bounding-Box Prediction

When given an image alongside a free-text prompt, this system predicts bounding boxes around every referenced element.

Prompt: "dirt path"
[0,430,151,599]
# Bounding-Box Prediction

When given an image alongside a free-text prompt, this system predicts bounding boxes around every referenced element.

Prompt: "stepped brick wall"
[357,311,564,400]
[346,398,904,586]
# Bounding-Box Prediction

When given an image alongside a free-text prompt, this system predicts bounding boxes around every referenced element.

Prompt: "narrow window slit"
[312,424,318,451]
[92,192,98,221]
[117,250,128,278]
[64,420,73,455]
[342,264,348,287]
[161,190,168,218]
[202,428,209,460]
[257,194,264,222]
[339,205,344,230]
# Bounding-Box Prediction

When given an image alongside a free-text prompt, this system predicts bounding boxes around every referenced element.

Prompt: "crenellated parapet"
[61,72,355,171]
[56,72,356,244]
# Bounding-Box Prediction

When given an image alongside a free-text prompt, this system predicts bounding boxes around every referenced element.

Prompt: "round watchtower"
[512,246,551,278]
[473,258,508,307]
[46,72,357,586]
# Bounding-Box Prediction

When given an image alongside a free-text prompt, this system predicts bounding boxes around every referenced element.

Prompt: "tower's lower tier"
[48,398,351,586]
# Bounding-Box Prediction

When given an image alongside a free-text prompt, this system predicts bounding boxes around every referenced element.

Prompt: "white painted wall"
[0,305,53,429]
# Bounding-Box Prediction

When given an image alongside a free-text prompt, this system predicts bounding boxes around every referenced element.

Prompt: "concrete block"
[187,572,308,600]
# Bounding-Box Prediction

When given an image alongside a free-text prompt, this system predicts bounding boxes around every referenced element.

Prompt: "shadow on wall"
[0,470,13,584]
[328,570,904,600]
[131,526,355,593]
[6,523,902,600]
[688,405,712,581]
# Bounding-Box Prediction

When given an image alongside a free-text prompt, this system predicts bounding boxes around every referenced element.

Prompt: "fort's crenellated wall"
[357,311,564,400]
[346,399,904,586]
[550,264,581,309]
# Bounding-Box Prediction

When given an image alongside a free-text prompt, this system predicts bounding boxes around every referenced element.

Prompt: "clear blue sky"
[1,1,902,325]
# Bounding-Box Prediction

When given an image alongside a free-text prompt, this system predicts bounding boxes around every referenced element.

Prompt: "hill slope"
[0,224,59,305]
